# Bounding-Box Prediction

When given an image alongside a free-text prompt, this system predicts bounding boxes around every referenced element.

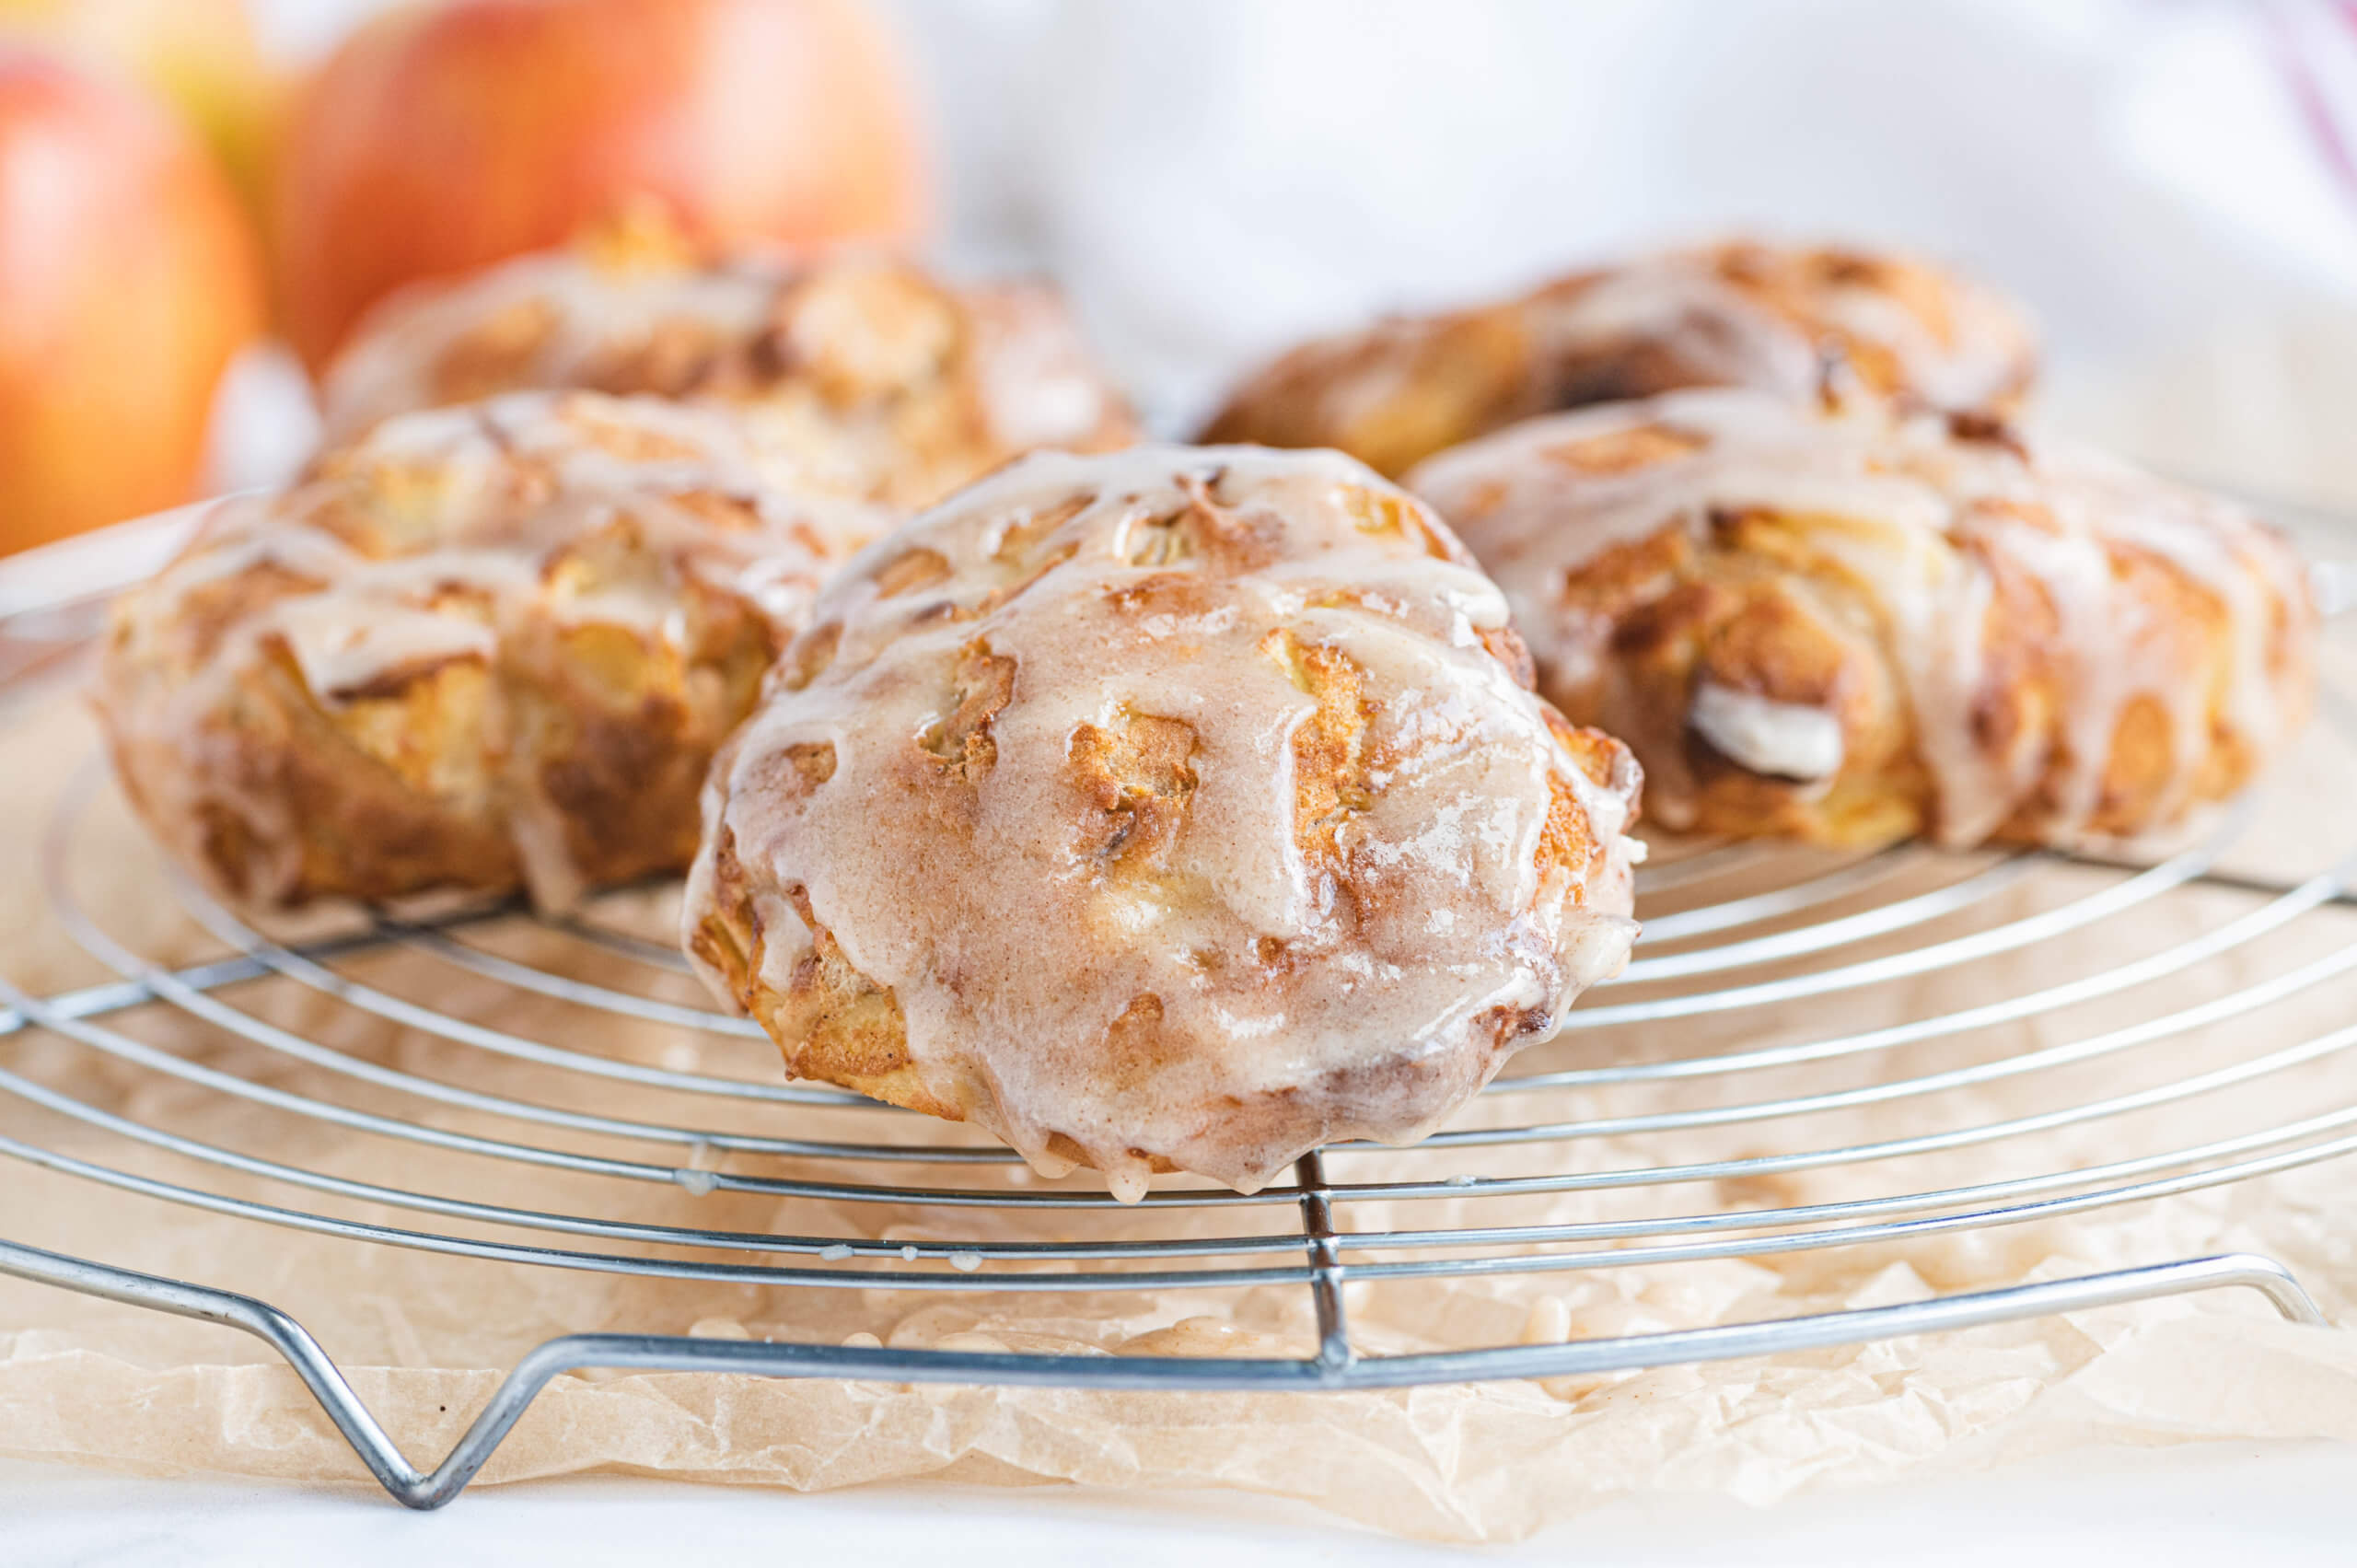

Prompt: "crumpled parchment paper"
[3,326,2356,1541]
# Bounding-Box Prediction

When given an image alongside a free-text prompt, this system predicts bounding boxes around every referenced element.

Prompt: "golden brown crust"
[1411,391,2316,850]
[684,444,1644,1197]
[321,224,1138,510]
[1203,239,2038,478]
[96,390,880,910]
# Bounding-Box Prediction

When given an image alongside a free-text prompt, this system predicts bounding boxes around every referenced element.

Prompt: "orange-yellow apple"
[0,0,284,218]
[272,0,928,372]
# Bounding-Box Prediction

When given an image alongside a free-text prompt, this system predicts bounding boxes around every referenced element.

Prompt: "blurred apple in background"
[0,49,264,554]
[0,0,284,219]
[271,0,928,372]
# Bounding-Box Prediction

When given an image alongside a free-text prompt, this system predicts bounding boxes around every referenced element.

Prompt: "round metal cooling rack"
[0,513,2352,1510]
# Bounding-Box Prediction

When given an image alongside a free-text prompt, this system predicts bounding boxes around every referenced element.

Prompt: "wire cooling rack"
[0,511,2351,1509]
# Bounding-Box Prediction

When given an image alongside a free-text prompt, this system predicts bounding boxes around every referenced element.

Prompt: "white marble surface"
[14,7,2357,1561]
[5,1443,2357,1566]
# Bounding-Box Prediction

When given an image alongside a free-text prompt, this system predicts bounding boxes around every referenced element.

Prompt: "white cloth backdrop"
[891,0,2357,426]
[234,0,2357,459]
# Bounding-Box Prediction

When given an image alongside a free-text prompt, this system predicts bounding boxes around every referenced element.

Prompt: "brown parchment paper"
[5,330,2357,1541]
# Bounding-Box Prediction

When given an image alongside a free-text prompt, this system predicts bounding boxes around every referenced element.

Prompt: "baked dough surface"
[1410,389,2315,848]
[321,229,1137,509]
[1204,239,2037,478]
[97,390,882,910]
[686,445,1644,1196]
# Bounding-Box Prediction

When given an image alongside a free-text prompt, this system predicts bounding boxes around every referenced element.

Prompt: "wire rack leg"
[0,1237,453,1504]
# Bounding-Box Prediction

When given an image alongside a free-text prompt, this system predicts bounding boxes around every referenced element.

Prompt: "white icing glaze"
[100,390,885,907]
[1523,243,2036,410]
[1220,242,2036,466]
[688,444,1643,1197]
[1411,389,2311,847]
[323,251,783,440]
[1526,264,1822,399]
[963,281,1131,450]
[319,244,1131,495]
[1689,682,1846,782]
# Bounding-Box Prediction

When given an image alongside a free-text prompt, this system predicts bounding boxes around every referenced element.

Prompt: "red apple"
[271,0,928,372]
[0,49,264,555]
